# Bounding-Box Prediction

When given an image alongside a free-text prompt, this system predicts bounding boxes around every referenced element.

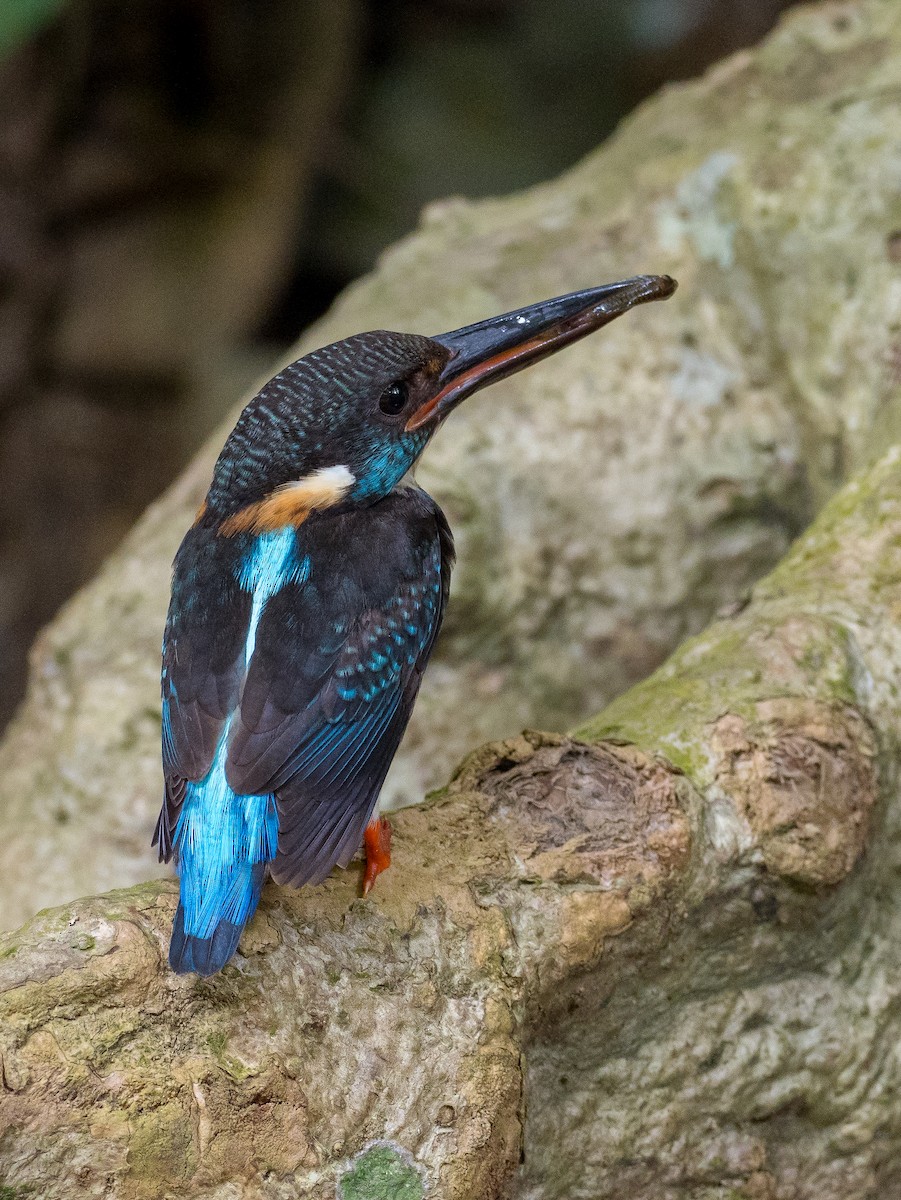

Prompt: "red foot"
[363,815,392,895]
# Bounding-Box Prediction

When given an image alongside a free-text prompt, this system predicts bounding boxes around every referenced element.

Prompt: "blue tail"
[169,747,278,976]
[169,863,267,976]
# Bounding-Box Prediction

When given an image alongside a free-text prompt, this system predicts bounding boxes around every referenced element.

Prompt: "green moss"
[220,1055,253,1081]
[206,1030,227,1057]
[340,1146,424,1200]
[92,880,172,920]
[203,1028,253,1079]
[762,449,901,604]
[575,622,764,780]
[576,605,865,783]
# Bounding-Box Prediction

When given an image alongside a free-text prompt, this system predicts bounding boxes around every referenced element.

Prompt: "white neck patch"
[302,464,354,493]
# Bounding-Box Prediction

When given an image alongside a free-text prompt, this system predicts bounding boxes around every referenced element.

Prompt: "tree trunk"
[2,440,901,1197]
[1,0,900,929]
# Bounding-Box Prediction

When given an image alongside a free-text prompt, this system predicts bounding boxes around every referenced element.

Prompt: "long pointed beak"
[406,274,676,432]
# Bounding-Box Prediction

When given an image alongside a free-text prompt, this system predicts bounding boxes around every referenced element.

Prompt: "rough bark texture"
[1,0,900,928]
[3,441,901,1200]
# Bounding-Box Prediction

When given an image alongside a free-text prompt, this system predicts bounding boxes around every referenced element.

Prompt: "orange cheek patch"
[218,468,354,536]
[220,491,312,536]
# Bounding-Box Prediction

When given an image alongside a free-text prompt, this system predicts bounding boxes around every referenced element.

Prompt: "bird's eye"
[379,381,408,415]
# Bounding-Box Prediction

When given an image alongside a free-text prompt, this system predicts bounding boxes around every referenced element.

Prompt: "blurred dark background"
[0,0,801,730]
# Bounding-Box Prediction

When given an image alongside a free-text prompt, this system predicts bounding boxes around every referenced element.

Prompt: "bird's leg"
[362,815,392,895]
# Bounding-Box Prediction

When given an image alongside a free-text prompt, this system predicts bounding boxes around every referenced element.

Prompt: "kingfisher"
[154,274,676,975]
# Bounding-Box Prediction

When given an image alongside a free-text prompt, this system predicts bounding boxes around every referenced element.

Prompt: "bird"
[154,273,677,975]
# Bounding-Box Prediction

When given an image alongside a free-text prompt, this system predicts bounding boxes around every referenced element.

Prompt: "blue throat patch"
[351,431,428,500]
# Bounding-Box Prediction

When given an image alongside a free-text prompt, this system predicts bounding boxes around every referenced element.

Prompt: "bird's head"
[206,274,676,535]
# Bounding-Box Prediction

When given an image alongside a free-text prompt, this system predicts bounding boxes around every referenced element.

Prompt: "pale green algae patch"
[577,611,862,777]
[339,1146,425,1200]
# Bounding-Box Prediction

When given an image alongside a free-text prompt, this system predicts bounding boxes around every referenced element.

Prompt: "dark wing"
[155,526,252,860]
[226,489,453,887]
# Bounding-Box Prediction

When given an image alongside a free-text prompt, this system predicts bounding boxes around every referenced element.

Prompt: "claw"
[363,815,392,895]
